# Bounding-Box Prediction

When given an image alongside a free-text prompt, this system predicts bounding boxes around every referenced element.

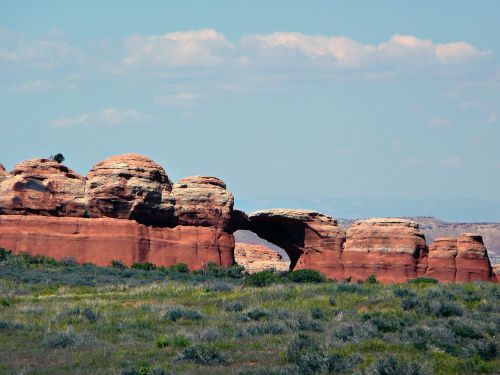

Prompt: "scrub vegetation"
[0,248,498,374]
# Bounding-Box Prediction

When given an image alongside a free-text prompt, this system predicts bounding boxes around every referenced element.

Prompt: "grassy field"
[0,249,498,375]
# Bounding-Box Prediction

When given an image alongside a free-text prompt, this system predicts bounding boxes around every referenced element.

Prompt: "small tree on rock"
[50,153,65,163]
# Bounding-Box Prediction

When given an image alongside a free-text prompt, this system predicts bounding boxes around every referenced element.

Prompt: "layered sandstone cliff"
[0,155,496,283]
[0,154,234,270]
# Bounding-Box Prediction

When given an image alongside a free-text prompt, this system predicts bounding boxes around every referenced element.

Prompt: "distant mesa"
[0,154,496,283]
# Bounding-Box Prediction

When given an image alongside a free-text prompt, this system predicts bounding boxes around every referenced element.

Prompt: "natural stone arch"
[231,209,346,279]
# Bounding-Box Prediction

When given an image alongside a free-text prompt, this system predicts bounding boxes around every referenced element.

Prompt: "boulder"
[493,264,500,283]
[235,243,290,273]
[0,215,234,270]
[86,154,173,225]
[455,233,493,282]
[0,158,86,217]
[168,176,234,231]
[426,237,457,282]
[343,218,428,283]
[247,209,346,279]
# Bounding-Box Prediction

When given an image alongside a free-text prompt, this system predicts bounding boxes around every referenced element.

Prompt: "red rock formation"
[455,233,493,282]
[343,218,428,283]
[0,159,86,217]
[426,237,457,282]
[246,209,346,280]
[493,264,500,283]
[0,215,234,269]
[234,243,290,273]
[169,176,234,231]
[86,154,173,225]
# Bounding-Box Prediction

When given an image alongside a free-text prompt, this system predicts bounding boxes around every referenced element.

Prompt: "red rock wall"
[0,215,234,270]
[426,237,457,282]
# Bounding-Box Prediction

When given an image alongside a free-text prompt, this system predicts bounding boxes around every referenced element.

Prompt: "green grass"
[0,250,498,374]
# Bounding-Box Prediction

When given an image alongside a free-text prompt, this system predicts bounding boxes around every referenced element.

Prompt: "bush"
[169,263,189,273]
[164,307,202,322]
[367,355,429,375]
[0,248,11,261]
[224,301,247,312]
[285,334,320,363]
[244,271,280,287]
[198,327,222,343]
[409,277,438,285]
[201,262,244,278]
[430,300,463,318]
[246,309,270,321]
[393,288,416,299]
[237,322,289,337]
[310,307,326,320]
[287,269,325,283]
[131,262,156,271]
[54,307,98,323]
[366,274,378,284]
[111,260,127,270]
[156,334,191,348]
[362,311,411,333]
[178,344,227,365]
[477,340,498,361]
[121,363,166,375]
[42,330,96,349]
[337,282,362,293]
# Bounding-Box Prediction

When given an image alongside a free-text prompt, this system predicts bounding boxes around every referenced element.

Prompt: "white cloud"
[487,113,498,124]
[49,107,148,127]
[438,157,462,168]
[0,28,79,68]
[240,33,489,68]
[427,118,450,128]
[21,79,51,92]
[154,92,199,107]
[123,29,231,67]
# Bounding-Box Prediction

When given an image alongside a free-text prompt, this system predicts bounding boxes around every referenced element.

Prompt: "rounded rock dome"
[85,154,173,224]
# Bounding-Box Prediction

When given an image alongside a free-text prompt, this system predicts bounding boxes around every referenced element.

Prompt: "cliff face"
[0,155,496,283]
[0,154,234,270]
[234,243,289,273]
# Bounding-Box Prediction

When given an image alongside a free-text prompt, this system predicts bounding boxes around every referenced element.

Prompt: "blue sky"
[1,1,499,221]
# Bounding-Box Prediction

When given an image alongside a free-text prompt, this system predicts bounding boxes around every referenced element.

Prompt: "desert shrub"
[244,270,280,287]
[42,330,96,349]
[0,248,11,261]
[163,307,202,322]
[401,297,418,310]
[331,322,378,344]
[237,322,289,337]
[310,307,326,320]
[447,319,483,339]
[326,353,363,374]
[205,280,234,292]
[178,344,227,365]
[198,327,222,342]
[224,301,247,312]
[131,262,156,271]
[121,364,166,375]
[237,366,294,375]
[0,320,24,330]
[111,260,127,270]
[429,300,463,317]
[287,269,325,283]
[367,355,429,375]
[54,307,98,323]
[19,252,61,266]
[328,296,336,306]
[366,274,378,284]
[336,282,362,293]
[169,263,189,273]
[156,334,191,348]
[246,309,271,321]
[362,311,412,333]
[1,298,9,307]
[295,317,324,332]
[477,340,498,361]
[285,334,320,363]
[408,277,438,285]
[201,262,244,278]
[393,287,416,299]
